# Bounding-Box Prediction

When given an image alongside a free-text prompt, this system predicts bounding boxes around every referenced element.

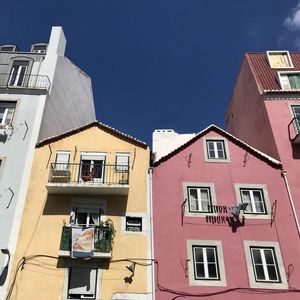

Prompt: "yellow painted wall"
[7,125,150,300]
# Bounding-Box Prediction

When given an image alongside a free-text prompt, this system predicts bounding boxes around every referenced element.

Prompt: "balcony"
[59,225,112,258]
[288,117,300,144]
[46,163,129,195]
[0,73,51,92]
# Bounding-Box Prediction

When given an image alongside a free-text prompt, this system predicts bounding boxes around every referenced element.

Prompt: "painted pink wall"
[226,58,279,160]
[153,130,300,300]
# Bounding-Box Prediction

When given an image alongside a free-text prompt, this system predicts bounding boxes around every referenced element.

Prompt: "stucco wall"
[38,55,95,141]
[226,59,279,160]
[153,129,300,300]
[8,125,150,300]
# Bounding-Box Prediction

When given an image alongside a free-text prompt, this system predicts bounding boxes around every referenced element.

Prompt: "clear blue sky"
[1,0,300,145]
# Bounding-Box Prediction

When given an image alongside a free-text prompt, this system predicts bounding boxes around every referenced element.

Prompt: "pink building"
[152,125,300,300]
[226,51,300,235]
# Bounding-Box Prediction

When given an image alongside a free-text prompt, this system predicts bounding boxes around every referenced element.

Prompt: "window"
[206,140,226,159]
[278,72,300,90]
[193,246,219,280]
[0,45,17,52]
[267,51,293,69]
[250,247,280,283]
[240,189,267,215]
[71,204,102,227]
[115,153,129,172]
[68,267,97,299]
[235,184,271,219]
[31,44,47,53]
[291,105,300,132]
[187,240,226,286]
[126,217,142,232]
[183,182,216,217]
[188,187,212,213]
[8,61,28,87]
[80,152,106,183]
[0,101,16,127]
[243,241,288,289]
[54,151,70,170]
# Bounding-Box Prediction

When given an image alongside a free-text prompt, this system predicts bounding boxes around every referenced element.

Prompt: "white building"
[0,26,95,295]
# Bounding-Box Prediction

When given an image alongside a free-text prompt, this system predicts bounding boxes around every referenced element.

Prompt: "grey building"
[0,26,95,297]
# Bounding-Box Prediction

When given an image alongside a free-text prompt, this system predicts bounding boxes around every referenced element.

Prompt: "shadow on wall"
[292,144,300,159]
[42,194,128,217]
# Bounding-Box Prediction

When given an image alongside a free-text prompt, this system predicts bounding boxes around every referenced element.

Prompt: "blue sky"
[1,0,300,145]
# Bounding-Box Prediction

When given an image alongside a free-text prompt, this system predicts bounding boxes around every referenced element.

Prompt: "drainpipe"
[281,169,300,237]
[148,168,155,300]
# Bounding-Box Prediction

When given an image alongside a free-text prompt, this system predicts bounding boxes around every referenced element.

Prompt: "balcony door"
[80,152,106,183]
[8,61,28,87]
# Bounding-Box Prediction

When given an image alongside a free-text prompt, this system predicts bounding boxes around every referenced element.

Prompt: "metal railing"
[0,73,51,90]
[288,117,300,142]
[48,163,129,185]
[59,225,112,254]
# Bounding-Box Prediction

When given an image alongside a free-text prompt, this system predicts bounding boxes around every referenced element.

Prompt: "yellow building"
[6,121,151,300]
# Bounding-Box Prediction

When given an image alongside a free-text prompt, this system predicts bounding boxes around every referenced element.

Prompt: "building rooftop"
[246,52,300,93]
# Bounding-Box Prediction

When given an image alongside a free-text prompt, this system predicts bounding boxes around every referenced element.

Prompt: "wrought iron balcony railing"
[59,225,112,254]
[0,73,51,90]
[48,163,129,185]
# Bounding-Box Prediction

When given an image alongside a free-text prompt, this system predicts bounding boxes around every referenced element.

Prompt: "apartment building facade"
[6,121,151,300]
[226,51,300,236]
[152,125,300,300]
[0,26,95,297]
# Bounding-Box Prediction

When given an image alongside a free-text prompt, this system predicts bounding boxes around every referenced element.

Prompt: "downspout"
[148,168,155,300]
[281,169,300,237]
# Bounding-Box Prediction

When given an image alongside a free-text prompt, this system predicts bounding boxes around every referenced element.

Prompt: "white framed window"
[250,247,280,283]
[278,71,300,90]
[71,203,103,227]
[115,153,129,172]
[31,43,47,53]
[240,189,266,215]
[243,241,288,289]
[235,184,271,219]
[188,187,212,213]
[80,152,106,183]
[183,182,217,217]
[207,140,226,159]
[267,51,293,69]
[121,212,146,235]
[126,216,142,232]
[187,240,226,287]
[290,105,300,132]
[68,267,97,299]
[0,101,16,127]
[8,61,28,87]
[193,246,219,280]
[203,137,230,163]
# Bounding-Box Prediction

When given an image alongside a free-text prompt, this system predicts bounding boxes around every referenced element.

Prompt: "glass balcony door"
[8,61,28,87]
[79,153,106,183]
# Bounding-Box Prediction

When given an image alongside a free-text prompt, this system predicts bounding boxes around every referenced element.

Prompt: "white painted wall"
[152,129,196,162]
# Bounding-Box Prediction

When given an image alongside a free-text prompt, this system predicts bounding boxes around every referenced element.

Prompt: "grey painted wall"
[38,55,95,141]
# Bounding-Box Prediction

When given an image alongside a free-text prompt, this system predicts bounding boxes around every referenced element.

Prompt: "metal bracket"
[6,187,14,209]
